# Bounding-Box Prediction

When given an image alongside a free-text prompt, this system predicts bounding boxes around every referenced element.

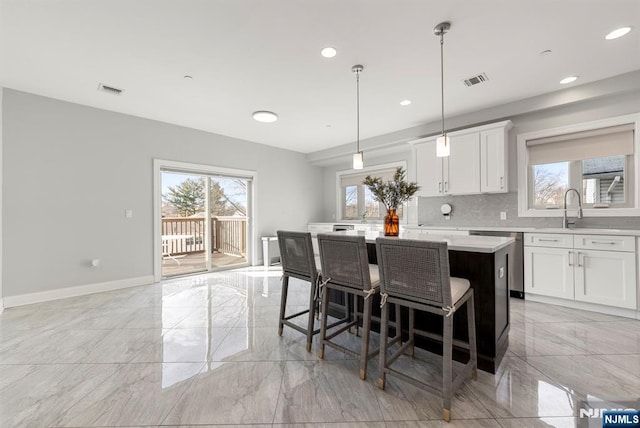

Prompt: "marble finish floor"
[1,266,639,427]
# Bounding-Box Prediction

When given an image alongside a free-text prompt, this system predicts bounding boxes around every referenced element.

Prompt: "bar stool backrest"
[277,231,318,283]
[375,237,452,307]
[317,233,372,291]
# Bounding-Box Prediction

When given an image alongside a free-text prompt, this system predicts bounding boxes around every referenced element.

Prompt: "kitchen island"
[327,231,515,374]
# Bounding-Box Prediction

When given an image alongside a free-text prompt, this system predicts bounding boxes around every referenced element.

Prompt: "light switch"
[500,212,507,220]
[125,209,133,218]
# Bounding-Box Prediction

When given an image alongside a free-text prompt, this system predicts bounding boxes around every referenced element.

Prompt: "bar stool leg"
[318,283,330,359]
[408,307,415,358]
[305,276,317,352]
[359,295,372,380]
[442,314,453,422]
[278,275,289,336]
[467,292,478,380]
[377,301,390,390]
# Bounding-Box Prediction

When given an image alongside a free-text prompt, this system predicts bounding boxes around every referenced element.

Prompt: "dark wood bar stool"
[375,237,478,422]
[316,233,380,380]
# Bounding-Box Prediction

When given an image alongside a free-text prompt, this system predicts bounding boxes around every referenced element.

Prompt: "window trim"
[517,113,640,217]
[336,161,407,222]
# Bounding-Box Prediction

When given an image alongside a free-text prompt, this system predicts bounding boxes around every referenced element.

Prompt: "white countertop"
[407,225,640,236]
[337,230,515,253]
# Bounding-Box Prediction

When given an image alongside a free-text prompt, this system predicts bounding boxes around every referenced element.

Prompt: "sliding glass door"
[160,171,250,277]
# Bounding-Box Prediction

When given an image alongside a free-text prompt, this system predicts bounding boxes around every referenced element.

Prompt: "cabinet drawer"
[524,233,573,248]
[573,235,635,252]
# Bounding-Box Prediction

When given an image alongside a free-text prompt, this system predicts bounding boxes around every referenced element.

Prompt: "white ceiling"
[2,0,639,154]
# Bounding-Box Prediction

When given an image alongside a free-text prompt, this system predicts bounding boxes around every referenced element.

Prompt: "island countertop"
[336,230,515,254]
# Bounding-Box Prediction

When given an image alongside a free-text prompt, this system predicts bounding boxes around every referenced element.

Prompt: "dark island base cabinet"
[328,242,512,374]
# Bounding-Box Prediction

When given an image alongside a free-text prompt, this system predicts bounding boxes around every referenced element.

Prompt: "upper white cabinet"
[480,127,510,193]
[412,120,512,197]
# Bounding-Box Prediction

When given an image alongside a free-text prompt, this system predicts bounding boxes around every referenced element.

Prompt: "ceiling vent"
[97,83,124,95]
[462,73,489,87]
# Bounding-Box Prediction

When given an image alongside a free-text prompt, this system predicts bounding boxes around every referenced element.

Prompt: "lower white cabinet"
[524,246,574,300]
[574,249,636,309]
[524,233,637,310]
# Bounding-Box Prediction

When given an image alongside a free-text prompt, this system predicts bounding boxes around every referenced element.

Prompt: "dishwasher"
[469,230,524,299]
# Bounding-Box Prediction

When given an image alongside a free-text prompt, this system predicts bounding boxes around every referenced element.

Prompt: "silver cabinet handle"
[444,181,449,192]
[568,251,574,266]
[590,241,617,245]
[537,238,559,242]
[500,176,504,189]
[578,252,585,267]
[438,182,442,193]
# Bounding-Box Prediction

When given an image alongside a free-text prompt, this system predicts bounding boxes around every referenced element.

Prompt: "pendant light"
[434,22,451,157]
[352,64,364,169]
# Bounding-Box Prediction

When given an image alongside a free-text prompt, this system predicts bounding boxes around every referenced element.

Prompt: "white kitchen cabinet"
[574,249,636,309]
[524,246,574,299]
[480,127,509,193]
[412,120,512,197]
[524,232,637,310]
[447,132,481,194]
[415,139,442,197]
[414,132,480,196]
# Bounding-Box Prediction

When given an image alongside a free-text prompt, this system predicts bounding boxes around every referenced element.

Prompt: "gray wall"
[2,89,324,297]
[320,88,640,229]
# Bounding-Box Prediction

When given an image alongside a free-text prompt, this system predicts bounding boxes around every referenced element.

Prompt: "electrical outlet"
[91,259,100,268]
[500,211,507,220]
[125,209,133,218]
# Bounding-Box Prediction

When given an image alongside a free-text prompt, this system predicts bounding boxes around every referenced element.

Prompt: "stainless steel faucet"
[563,188,583,229]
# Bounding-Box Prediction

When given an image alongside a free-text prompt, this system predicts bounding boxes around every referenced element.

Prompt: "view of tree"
[163,176,247,217]
[163,178,205,216]
[533,164,567,206]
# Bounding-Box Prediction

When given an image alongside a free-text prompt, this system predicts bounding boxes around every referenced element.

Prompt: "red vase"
[384,209,399,236]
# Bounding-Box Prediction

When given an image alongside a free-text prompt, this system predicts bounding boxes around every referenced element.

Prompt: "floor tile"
[163,361,283,425]
[0,363,119,427]
[525,354,640,401]
[496,417,579,427]
[274,360,384,423]
[54,362,204,427]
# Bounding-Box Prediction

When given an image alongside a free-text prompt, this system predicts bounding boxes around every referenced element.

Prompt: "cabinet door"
[524,246,574,299]
[480,128,507,193]
[444,132,480,195]
[574,250,637,309]
[415,140,443,197]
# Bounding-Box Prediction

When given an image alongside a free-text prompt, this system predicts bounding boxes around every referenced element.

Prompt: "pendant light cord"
[440,31,445,136]
[356,69,360,153]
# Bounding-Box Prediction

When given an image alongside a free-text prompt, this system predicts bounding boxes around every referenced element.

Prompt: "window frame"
[517,113,640,217]
[336,161,407,222]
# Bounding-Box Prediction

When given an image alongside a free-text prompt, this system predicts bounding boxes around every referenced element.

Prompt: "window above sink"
[518,113,640,217]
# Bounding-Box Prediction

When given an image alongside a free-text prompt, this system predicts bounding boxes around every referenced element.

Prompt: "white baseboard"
[0,299,4,313]
[2,276,155,308]
[526,293,639,320]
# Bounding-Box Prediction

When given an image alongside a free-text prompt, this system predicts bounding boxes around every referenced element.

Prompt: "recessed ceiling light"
[400,100,412,106]
[560,76,578,84]
[605,26,632,40]
[321,47,337,58]
[252,111,278,123]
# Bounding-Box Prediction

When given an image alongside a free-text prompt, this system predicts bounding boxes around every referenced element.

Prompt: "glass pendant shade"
[353,151,364,169]
[436,134,450,157]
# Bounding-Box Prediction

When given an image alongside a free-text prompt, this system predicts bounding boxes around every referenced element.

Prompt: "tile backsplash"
[417,192,640,229]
